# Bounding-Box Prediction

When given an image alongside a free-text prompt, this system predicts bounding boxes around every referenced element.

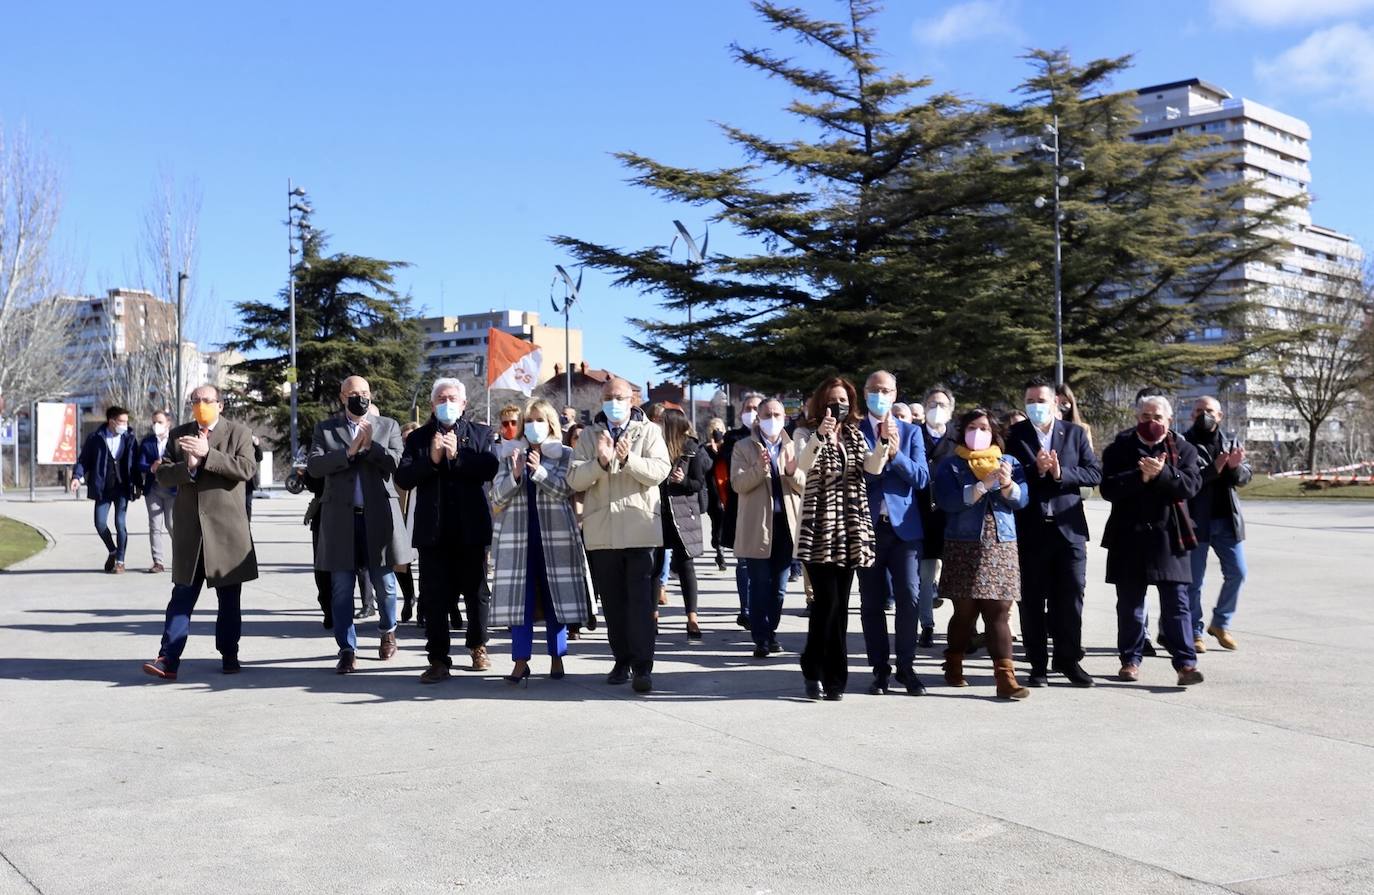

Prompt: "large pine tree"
[554,2,1296,410]
[228,227,422,448]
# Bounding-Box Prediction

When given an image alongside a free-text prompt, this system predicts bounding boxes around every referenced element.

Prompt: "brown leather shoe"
[993,658,1029,700]
[1118,664,1140,682]
[142,657,176,680]
[1177,666,1205,686]
[942,650,968,687]
[379,632,397,660]
[471,645,490,671]
[1207,625,1237,650]
[419,663,450,684]
[335,652,356,674]
[1194,637,1207,654]
[113,562,125,574]
[148,563,165,573]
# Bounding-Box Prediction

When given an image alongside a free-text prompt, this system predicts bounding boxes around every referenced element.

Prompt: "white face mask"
[926,405,950,427]
[113,423,129,436]
[758,416,785,440]
[524,420,549,444]
[740,410,757,429]
[152,422,168,437]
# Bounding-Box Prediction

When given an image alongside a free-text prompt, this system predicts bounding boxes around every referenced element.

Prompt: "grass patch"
[1242,477,1374,501]
[0,516,47,569]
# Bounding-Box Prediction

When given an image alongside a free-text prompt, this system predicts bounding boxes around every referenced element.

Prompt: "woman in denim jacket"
[933,408,1031,700]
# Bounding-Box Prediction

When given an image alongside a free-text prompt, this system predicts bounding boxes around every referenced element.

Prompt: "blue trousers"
[1116,580,1196,671]
[1188,519,1246,636]
[916,558,938,630]
[745,512,792,647]
[735,556,751,616]
[158,552,241,672]
[330,514,398,655]
[858,520,922,673]
[94,496,129,561]
[510,576,567,661]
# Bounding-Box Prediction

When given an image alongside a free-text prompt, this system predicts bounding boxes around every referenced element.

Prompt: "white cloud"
[913,1,1023,45]
[1256,22,1374,111]
[1212,0,1374,27]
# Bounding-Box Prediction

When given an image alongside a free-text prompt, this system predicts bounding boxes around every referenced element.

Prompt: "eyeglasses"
[189,397,218,405]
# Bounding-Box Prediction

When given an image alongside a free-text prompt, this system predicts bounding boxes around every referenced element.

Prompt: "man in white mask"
[137,410,176,573]
[915,386,958,645]
[568,377,670,694]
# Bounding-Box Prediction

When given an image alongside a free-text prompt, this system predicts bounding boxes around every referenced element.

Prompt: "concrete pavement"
[1,492,1371,893]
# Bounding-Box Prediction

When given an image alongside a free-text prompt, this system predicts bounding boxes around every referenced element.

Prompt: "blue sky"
[5,0,1371,392]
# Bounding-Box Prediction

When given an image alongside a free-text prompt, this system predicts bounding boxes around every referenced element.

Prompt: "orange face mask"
[500,420,519,438]
[192,402,220,428]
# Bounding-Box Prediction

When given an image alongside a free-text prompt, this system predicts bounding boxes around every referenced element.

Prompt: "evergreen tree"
[228,226,421,449]
[553,0,1012,395]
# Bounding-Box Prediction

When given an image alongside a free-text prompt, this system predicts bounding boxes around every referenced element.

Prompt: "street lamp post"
[552,265,582,411]
[671,220,708,431]
[1035,115,1084,387]
[175,271,187,421]
[287,181,309,459]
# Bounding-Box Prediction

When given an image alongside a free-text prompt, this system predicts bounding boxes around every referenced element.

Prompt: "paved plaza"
[0,491,1371,894]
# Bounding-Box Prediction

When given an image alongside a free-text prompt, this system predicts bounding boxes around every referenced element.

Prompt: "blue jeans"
[658,549,672,585]
[735,557,751,617]
[1188,519,1246,636]
[916,558,938,630]
[511,577,568,661]
[745,512,793,646]
[858,520,922,672]
[94,496,129,561]
[330,514,398,654]
[158,553,241,672]
[1116,580,1196,671]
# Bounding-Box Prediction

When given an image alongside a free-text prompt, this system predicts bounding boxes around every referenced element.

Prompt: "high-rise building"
[418,309,583,384]
[1130,79,1364,448]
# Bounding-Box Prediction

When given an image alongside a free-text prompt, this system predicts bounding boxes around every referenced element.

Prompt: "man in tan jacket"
[568,377,670,693]
[142,384,259,680]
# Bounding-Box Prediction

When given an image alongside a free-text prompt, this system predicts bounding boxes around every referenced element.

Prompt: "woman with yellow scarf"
[932,408,1031,699]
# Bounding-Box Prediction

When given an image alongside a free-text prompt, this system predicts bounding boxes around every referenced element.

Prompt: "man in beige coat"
[568,377,670,693]
[731,398,805,658]
[142,384,259,680]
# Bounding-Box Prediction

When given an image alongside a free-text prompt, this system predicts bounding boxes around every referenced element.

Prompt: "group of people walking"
[70,368,1251,700]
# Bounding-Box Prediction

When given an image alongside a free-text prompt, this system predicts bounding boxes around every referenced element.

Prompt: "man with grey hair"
[396,376,498,682]
[1101,393,1204,686]
[308,375,411,673]
[718,391,766,629]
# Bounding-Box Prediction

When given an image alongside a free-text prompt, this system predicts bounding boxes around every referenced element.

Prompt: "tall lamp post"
[174,271,188,421]
[671,220,708,430]
[1034,116,1084,387]
[286,181,311,459]
[552,264,582,410]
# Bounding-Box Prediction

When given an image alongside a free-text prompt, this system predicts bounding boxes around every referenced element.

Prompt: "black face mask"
[346,395,371,417]
[827,402,849,422]
[1194,411,1218,433]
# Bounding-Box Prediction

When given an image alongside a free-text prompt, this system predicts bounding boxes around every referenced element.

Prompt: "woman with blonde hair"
[490,397,591,684]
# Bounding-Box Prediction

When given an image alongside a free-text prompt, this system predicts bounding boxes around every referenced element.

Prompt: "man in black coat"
[1183,395,1251,652]
[69,405,140,573]
[718,392,764,630]
[916,385,957,647]
[395,378,499,683]
[1101,395,1204,686]
[1007,377,1103,687]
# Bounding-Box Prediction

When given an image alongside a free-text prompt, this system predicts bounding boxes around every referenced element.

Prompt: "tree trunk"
[1305,421,1319,473]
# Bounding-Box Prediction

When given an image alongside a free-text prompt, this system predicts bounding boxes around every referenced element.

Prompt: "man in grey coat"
[308,375,412,673]
[142,384,259,680]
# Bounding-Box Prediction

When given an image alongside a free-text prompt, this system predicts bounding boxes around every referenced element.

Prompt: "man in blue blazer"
[1006,377,1103,687]
[857,370,930,696]
[70,405,140,573]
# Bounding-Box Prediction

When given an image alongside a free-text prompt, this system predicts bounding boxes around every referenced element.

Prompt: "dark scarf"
[1163,432,1199,555]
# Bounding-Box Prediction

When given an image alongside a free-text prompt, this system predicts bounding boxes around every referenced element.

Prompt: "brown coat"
[155,417,260,587]
[730,432,805,560]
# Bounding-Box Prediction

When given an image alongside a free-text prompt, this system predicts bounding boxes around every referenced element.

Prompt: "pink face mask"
[964,428,992,451]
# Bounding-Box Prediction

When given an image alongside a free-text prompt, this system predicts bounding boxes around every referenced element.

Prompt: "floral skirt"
[939,513,1020,602]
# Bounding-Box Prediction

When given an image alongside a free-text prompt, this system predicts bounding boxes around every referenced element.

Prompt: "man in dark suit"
[395,377,499,683]
[1006,376,1103,687]
[307,375,412,674]
[857,370,930,696]
[916,386,957,646]
[70,405,140,573]
[142,385,258,680]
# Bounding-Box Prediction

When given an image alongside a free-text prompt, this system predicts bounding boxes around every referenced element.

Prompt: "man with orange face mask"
[142,384,260,680]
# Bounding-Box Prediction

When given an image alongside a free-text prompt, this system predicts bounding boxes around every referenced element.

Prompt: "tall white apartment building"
[1131,79,1364,448]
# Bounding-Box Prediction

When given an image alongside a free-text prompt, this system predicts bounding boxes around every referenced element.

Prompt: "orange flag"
[486,328,542,396]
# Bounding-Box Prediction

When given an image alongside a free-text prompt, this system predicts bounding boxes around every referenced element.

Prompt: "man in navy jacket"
[857,370,930,696]
[1006,377,1102,687]
[70,405,140,573]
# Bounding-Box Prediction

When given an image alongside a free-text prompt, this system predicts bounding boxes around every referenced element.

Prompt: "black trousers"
[1017,521,1088,673]
[587,548,656,674]
[653,546,699,614]
[801,562,854,693]
[418,541,489,665]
